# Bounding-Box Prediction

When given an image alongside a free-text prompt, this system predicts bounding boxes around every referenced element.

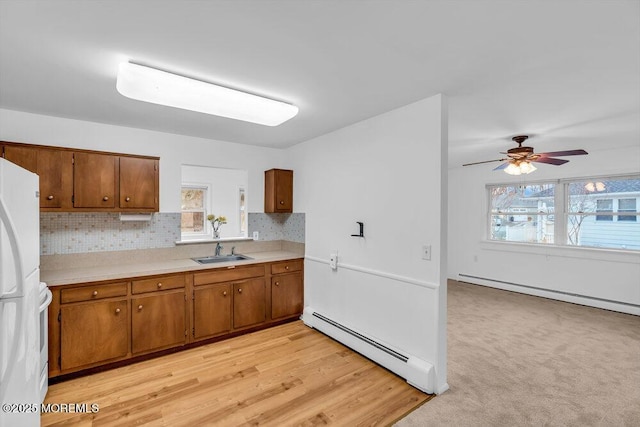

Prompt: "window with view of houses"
[488,176,640,251]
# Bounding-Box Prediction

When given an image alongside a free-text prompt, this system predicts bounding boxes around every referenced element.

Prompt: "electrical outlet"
[329,253,338,270]
[252,231,259,240]
[422,244,431,261]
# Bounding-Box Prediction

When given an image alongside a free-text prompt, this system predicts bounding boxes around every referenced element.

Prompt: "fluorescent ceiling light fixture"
[116,62,298,126]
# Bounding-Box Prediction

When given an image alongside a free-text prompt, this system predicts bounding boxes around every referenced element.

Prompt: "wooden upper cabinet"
[119,157,158,210]
[2,144,73,209]
[73,152,117,208]
[38,148,73,209]
[265,168,293,213]
[2,141,159,212]
[3,144,38,172]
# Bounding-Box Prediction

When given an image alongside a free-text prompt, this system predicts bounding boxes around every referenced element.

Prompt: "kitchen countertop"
[41,250,303,287]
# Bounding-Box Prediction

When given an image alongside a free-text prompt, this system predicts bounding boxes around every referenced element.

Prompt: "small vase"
[213,230,220,239]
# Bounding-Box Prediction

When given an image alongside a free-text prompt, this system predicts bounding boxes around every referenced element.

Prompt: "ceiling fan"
[462,135,588,175]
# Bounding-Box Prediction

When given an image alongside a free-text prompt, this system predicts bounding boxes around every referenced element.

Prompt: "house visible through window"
[595,199,613,221]
[618,198,637,222]
[487,175,640,251]
[181,186,207,235]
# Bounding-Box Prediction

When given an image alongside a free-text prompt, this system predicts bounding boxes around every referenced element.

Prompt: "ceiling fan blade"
[531,157,569,165]
[493,162,510,171]
[462,158,507,166]
[538,149,588,157]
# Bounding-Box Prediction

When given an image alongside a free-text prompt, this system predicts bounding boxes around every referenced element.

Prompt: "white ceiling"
[0,0,638,168]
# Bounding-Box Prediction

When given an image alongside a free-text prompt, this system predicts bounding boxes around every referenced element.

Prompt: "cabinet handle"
[275,282,280,286]
[125,197,131,202]
[47,195,54,200]
[115,308,121,314]
[238,288,242,294]
[92,290,98,296]
[103,196,109,201]
[223,291,227,296]
[279,200,285,205]
[138,305,143,310]
[157,282,162,288]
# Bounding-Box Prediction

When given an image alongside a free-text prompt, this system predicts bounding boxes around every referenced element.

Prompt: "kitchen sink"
[192,254,253,264]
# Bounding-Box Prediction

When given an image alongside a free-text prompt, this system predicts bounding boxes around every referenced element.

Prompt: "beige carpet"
[397,280,640,426]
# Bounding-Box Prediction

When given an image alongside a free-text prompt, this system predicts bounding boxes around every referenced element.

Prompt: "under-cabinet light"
[116,62,298,126]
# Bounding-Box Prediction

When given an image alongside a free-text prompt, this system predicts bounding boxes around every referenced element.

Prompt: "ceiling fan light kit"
[504,161,537,176]
[116,62,299,126]
[463,135,588,175]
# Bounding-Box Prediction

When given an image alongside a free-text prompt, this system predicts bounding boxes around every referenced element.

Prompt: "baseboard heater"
[302,307,434,393]
[459,274,640,309]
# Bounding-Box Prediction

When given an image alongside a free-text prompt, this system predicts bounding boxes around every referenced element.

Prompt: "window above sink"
[180,165,248,242]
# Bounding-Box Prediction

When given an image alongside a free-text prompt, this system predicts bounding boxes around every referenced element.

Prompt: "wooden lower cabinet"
[233,278,266,329]
[60,299,128,371]
[51,259,303,377]
[193,283,231,339]
[132,290,187,354]
[271,272,303,320]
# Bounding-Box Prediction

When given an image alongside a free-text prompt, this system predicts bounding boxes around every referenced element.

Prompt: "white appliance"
[0,158,42,427]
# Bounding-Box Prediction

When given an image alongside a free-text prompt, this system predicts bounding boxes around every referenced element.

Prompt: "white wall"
[0,109,282,213]
[448,144,640,315]
[288,94,448,393]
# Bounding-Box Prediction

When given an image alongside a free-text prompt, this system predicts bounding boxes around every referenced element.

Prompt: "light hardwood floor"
[42,321,432,426]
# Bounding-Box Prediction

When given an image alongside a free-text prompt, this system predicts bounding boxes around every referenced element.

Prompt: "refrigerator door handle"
[0,196,25,299]
[39,288,53,311]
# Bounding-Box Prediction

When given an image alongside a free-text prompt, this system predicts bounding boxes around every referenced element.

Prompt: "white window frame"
[487,173,640,252]
[180,183,212,241]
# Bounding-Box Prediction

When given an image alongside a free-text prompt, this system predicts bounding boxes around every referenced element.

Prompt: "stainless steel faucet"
[231,246,236,255]
[215,242,223,257]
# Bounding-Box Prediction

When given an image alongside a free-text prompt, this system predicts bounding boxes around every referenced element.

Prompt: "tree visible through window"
[487,175,640,251]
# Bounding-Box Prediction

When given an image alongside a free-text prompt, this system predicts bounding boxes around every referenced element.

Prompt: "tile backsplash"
[40,213,181,255]
[248,213,305,243]
[40,212,305,255]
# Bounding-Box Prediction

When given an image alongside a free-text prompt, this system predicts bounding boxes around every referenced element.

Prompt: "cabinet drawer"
[132,275,186,294]
[61,282,128,304]
[194,264,264,286]
[271,259,303,275]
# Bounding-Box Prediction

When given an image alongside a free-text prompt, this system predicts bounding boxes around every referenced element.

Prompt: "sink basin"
[192,254,253,264]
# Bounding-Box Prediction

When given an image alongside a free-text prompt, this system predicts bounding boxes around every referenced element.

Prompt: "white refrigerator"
[0,158,41,427]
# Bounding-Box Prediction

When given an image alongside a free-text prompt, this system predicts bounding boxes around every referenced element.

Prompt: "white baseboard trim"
[457,274,640,316]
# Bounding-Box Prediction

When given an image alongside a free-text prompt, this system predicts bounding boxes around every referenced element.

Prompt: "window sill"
[176,237,254,245]
[480,240,640,264]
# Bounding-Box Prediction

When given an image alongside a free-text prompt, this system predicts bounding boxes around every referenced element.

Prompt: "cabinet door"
[38,148,73,209]
[119,157,158,210]
[132,291,186,354]
[73,152,116,208]
[271,272,303,320]
[233,278,266,329]
[274,169,293,212]
[194,283,231,339]
[3,144,37,173]
[265,169,293,213]
[60,299,128,371]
